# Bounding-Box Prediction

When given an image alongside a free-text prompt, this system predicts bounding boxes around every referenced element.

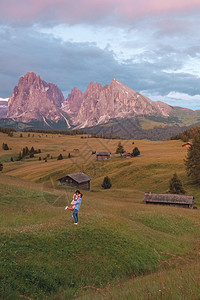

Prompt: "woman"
[72,192,82,225]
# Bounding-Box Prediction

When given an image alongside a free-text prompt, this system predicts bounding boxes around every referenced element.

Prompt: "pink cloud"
[1,0,200,24]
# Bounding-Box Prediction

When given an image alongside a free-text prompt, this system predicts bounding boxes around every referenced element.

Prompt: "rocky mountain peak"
[7,72,69,125]
[65,78,174,127]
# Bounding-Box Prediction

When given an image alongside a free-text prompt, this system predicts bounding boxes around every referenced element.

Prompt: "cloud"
[1,0,200,26]
[143,91,200,110]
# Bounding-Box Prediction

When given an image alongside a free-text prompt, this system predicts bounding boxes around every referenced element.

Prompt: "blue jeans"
[73,209,78,223]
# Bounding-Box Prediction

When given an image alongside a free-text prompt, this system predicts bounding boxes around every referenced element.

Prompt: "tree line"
[23,128,86,135]
[171,126,200,142]
[0,126,16,135]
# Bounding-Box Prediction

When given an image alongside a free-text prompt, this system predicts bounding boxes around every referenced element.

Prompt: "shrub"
[102,176,112,189]
[168,173,186,194]
[2,143,9,150]
[57,154,63,160]
[116,142,125,154]
[132,147,140,157]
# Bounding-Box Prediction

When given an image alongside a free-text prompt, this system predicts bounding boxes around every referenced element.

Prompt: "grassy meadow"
[0,131,200,299]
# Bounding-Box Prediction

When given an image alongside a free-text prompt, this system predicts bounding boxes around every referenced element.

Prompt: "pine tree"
[2,143,9,150]
[185,134,200,184]
[102,176,112,189]
[30,146,35,153]
[0,163,3,171]
[68,153,71,158]
[18,152,22,161]
[57,154,63,160]
[168,173,185,194]
[116,142,124,154]
[132,147,140,157]
[22,147,26,158]
[25,146,29,155]
[10,157,14,162]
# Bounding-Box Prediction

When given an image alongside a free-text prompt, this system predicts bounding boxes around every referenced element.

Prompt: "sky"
[1,0,200,110]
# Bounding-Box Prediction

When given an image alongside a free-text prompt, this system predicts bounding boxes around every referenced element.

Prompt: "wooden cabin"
[143,192,194,209]
[96,152,111,161]
[58,172,92,190]
[121,152,132,158]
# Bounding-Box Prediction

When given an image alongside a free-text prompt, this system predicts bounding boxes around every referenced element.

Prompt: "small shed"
[182,142,192,148]
[143,192,194,209]
[121,152,132,158]
[58,172,92,190]
[96,152,111,161]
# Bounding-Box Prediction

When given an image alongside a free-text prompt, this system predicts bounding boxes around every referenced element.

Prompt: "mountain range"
[1,72,200,140]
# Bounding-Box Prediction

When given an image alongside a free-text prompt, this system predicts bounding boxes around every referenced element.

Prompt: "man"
[72,192,82,225]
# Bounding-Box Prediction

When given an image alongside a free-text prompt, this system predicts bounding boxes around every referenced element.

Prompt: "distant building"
[182,142,192,148]
[96,152,111,161]
[73,149,79,152]
[58,172,92,190]
[121,152,132,158]
[143,192,194,209]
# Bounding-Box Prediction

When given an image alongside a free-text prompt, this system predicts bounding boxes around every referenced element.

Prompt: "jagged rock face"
[62,87,84,121]
[7,72,67,123]
[65,78,173,127]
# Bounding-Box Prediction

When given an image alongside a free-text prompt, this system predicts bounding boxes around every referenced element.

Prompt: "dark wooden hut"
[143,192,194,209]
[96,152,111,161]
[58,172,92,190]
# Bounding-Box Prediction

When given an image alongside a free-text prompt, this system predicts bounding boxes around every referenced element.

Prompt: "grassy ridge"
[1,181,200,299]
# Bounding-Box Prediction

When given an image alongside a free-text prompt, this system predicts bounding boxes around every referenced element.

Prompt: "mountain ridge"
[1,72,199,140]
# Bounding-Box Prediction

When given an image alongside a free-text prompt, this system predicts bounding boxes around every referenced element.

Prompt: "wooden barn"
[143,192,194,209]
[96,152,111,161]
[121,152,132,158]
[58,172,92,190]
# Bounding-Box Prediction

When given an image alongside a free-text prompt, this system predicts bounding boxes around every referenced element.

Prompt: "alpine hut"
[58,172,92,190]
[121,152,132,158]
[96,152,111,161]
[143,192,194,209]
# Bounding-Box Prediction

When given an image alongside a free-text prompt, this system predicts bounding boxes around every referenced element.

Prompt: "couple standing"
[65,190,82,225]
